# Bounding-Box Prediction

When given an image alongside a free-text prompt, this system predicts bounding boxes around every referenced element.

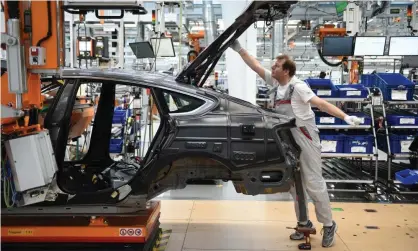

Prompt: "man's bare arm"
[309,96,361,125]
[309,96,347,120]
[230,40,267,81]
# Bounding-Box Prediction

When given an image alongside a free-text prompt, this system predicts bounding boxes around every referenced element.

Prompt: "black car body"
[5,1,300,214]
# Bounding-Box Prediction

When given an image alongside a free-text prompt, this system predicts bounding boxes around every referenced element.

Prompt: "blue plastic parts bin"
[319,134,345,153]
[386,114,418,126]
[344,134,374,154]
[375,73,415,101]
[361,74,377,87]
[315,111,343,125]
[389,134,416,154]
[109,138,123,153]
[305,78,339,98]
[335,84,368,98]
[112,107,132,125]
[341,112,372,126]
[395,169,418,185]
[378,134,417,154]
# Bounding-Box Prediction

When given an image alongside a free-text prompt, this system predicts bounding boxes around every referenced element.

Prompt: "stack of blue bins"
[109,107,132,153]
[379,109,417,157]
[343,112,373,154]
[112,107,132,125]
[307,80,370,153]
[316,112,373,154]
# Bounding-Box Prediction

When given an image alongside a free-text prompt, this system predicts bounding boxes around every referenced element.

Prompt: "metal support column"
[4,19,27,110]
[272,20,284,57]
[117,20,125,68]
[69,14,75,68]
[203,0,216,46]
[178,1,183,71]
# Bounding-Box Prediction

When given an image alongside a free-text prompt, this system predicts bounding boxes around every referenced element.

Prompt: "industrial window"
[162,90,205,114]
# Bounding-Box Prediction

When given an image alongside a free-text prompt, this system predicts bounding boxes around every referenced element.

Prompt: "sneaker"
[290,220,315,240]
[321,221,338,247]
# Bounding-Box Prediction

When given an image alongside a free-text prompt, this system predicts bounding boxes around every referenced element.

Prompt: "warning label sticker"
[7,229,34,236]
[119,228,142,237]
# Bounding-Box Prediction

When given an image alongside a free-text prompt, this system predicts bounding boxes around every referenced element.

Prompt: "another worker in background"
[319,71,327,79]
[229,40,361,248]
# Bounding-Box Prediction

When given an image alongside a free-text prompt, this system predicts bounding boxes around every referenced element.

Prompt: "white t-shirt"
[265,69,316,120]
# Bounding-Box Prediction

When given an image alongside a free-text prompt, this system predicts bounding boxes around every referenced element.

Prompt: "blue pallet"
[344,134,374,154]
[305,78,339,98]
[386,114,418,126]
[395,169,418,185]
[319,134,345,153]
[361,74,377,87]
[375,73,415,101]
[335,84,368,98]
[109,138,123,153]
[315,111,343,125]
[341,112,372,125]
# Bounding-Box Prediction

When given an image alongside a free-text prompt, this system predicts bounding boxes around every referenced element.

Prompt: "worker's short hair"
[276,55,296,78]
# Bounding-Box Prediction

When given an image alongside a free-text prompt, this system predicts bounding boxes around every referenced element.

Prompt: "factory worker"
[230,40,361,248]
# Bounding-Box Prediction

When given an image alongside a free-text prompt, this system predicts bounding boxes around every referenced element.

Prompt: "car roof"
[60,68,276,115]
[60,67,206,95]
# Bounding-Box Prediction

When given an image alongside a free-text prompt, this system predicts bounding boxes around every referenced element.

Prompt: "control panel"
[29,46,46,66]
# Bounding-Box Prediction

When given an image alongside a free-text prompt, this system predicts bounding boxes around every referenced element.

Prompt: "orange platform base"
[1,201,161,244]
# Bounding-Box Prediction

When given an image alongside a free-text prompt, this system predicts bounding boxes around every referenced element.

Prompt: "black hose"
[371,1,388,18]
[317,49,343,67]
[36,0,52,47]
[365,17,368,32]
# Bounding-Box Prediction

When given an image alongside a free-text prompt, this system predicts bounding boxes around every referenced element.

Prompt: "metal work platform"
[1,201,162,251]
[372,160,418,202]
[322,159,378,201]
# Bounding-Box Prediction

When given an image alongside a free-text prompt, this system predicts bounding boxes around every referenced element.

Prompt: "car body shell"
[2,1,301,213]
[40,68,300,206]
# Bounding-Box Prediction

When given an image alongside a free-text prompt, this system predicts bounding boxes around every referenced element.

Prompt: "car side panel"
[229,114,265,167]
[164,113,229,161]
[165,111,289,172]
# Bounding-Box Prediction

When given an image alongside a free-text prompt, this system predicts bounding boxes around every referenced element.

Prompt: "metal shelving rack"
[376,94,418,195]
[319,89,380,198]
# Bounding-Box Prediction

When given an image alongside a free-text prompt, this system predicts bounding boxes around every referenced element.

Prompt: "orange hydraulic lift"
[1,201,162,250]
